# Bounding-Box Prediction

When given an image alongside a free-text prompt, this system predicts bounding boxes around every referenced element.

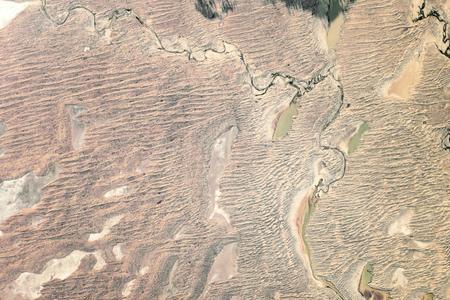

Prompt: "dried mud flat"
[0,0,449,299]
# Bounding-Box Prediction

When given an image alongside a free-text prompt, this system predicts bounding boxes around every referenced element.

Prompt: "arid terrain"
[0,0,449,299]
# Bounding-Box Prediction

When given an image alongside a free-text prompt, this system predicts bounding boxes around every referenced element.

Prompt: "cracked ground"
[0,0,449,299]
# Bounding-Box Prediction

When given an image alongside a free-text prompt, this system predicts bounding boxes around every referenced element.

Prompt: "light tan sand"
[113,244,124,261]
[122,279,136,297]
[391,268,408,288]
[104,186,128,198]
[88,215,123,242]
[289,188,323,287]
[0,169,56,224]
[387,56,422,99]
[207,242,238,284]
[10,250,90,299]
[388,210,413,236]
[207,126,237,230]
[0,1,31,30]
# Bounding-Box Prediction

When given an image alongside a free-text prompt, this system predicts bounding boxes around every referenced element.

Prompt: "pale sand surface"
[0,0,449,299]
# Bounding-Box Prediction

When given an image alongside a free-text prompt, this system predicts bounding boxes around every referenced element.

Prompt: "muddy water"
[273,102,298,140]
[327,13,345,49]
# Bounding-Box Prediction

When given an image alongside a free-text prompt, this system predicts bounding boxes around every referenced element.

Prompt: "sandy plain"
[0,0,449,299]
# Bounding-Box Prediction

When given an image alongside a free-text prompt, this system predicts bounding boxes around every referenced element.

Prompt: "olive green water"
[348,122,369,154]
[273,103,298,140]
[358,262,389,299]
